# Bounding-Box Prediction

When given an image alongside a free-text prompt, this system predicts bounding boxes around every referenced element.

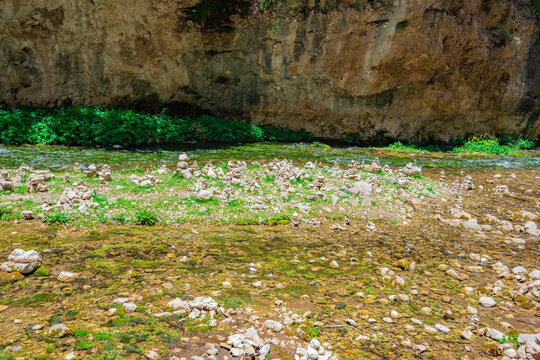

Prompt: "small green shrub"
[0,206,13,220]
[340,133,365,145]
[91,192,108,207]
[34,267,50,276]
[305,325,321,338]
[43,211,70,225]
[135,210,158,226]
[453,135,516,155]
[388,141,420,152]
[112,213,127,224]
[261,124,314,142]
[509,138,536,150]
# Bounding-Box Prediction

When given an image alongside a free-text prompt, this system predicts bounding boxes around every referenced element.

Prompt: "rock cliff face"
[1,0,539,141]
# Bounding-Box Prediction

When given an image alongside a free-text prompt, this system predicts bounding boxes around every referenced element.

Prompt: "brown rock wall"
[1,0,538,140]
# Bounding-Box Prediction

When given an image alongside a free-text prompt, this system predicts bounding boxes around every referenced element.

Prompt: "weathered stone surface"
[0,0,538,140]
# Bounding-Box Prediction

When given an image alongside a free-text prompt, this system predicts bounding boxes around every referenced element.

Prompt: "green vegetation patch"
[1,292,56,306]
[453,135,535,155]
[0,107,314,146]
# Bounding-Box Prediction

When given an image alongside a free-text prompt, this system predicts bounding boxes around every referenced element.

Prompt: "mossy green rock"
[34,266,50,276]
[0,271,24,282]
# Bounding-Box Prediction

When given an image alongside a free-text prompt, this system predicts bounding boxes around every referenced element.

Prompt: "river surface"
[1,143,539,170]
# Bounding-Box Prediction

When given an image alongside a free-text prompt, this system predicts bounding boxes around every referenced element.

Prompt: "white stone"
[230,347,245,357]
[57,271,78,282]
[48,324,72,337]
[479,297,497,308]
[123,303,137,312]
[113,298,130,305]
[1,249,42,274]
[526,269,540,280]
[265,320,283,332]
[435,324,450,333]
[486,328,504,341]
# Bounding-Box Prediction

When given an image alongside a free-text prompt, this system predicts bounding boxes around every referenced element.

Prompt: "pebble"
[461,329,473,340]
[48,323,73,338]
[57,271,78,282]
[265,320,283,332]
[435,324,450,333]
[479,296,497,308]
[486,328,504,341]
[113,297,130,305]
[123,302,137,312]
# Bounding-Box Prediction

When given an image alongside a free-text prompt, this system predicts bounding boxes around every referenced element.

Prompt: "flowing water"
[1,143,539,170]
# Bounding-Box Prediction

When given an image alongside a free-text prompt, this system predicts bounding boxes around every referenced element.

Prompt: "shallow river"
[1,143,539,170]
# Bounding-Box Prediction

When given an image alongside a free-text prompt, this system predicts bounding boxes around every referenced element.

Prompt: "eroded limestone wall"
[1,0,539,140]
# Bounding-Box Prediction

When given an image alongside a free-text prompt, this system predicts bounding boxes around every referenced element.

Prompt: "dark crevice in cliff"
[183,0,254,32]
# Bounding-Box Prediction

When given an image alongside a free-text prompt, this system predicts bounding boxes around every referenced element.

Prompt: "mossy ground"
[0,168,538,359]
[0,159,442,227]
